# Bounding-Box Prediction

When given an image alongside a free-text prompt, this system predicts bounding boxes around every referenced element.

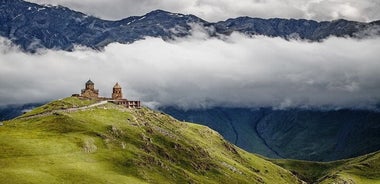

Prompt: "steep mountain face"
[0,97,302,184]
[161,107,380,161]
[1,0,379,52]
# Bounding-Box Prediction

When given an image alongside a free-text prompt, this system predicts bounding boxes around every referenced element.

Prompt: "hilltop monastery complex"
[73,80,141,108]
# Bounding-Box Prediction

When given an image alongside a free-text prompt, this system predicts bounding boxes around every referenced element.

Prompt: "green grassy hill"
[0,97,302,184]
[272,150,380,184]
[1,97,379,183]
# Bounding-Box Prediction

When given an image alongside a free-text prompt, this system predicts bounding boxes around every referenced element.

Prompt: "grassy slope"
[160,108,280,158]
[272,151,380,184]
[19,97,97,117]
[0,97,301,184]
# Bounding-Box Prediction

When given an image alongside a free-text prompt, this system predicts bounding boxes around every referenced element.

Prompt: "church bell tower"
[112,82,123,100]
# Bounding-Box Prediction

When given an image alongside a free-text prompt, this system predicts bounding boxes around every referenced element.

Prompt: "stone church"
[75,80,141,108]
[80,80,99,99]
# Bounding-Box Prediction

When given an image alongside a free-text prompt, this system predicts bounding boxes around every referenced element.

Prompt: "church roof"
[86,80,94,85]
[113,82,122,89]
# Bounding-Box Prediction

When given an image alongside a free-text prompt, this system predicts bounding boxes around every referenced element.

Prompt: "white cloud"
[26,0,380,22]
[1,32,380,109]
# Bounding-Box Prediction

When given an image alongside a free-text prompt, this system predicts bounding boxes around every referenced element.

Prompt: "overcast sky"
[1,30,380,109]
[26,0,380,22]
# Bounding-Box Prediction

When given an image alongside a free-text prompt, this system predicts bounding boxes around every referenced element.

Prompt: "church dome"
[86,80,94,85]
[113,82,122,89]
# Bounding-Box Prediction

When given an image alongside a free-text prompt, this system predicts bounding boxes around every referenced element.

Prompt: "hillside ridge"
[0,97,303,184]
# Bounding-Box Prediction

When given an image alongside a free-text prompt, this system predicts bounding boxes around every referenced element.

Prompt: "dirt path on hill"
[17,101,108,120]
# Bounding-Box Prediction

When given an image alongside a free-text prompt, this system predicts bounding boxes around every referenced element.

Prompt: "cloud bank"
[26,0,380,22]
[1,32,380,109]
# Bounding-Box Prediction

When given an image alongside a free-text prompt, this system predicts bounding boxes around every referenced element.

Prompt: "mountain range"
[1,0,380,52]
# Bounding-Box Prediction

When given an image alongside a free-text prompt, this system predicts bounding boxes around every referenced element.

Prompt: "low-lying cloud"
[26,0,380,22]
[1,33,380,110]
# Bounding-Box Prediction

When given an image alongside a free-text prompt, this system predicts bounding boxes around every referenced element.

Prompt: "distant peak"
[145,9,186,18]
[147,9,171,15]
